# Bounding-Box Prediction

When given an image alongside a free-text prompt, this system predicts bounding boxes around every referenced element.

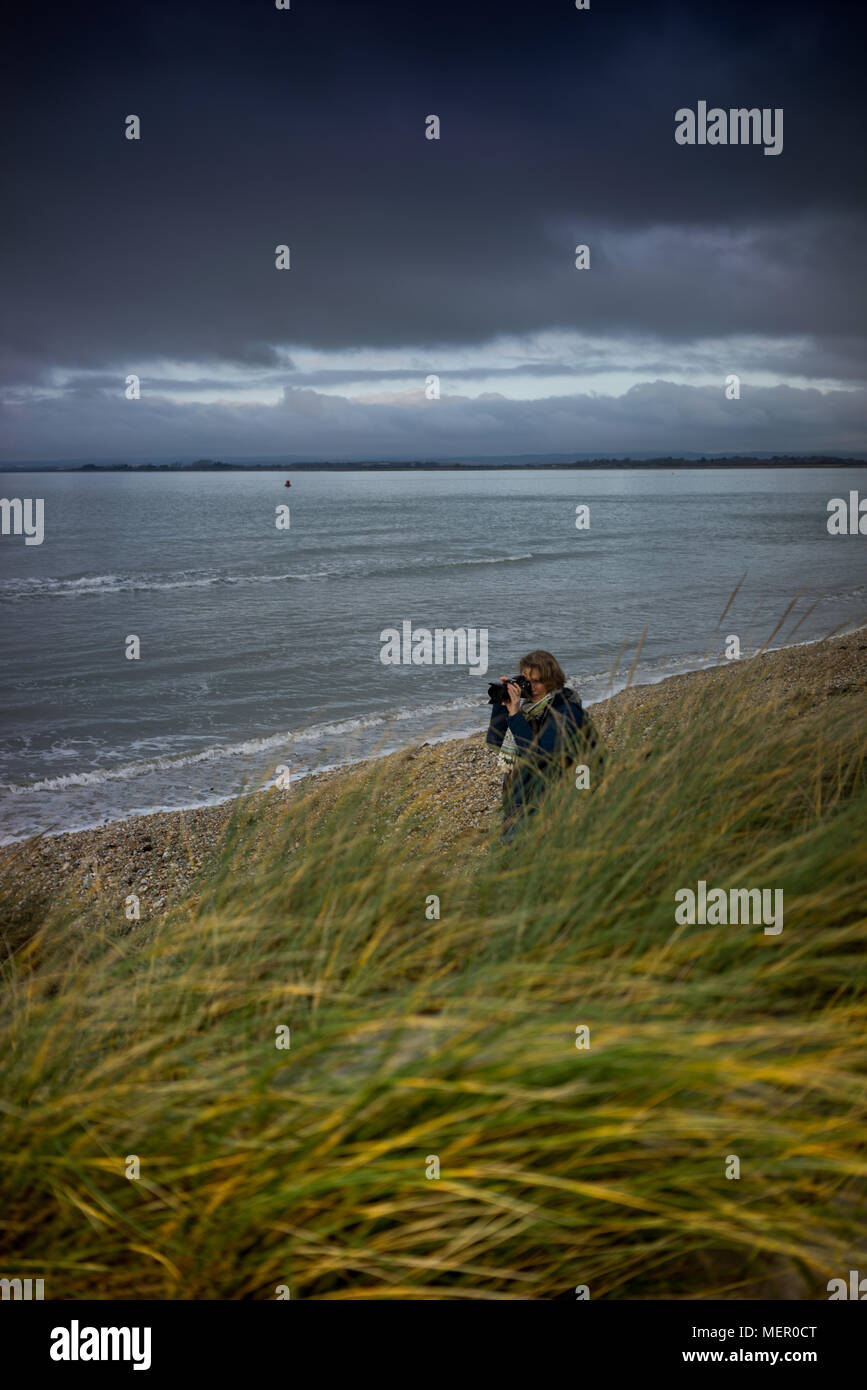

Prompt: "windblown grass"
[1,653,866,1299]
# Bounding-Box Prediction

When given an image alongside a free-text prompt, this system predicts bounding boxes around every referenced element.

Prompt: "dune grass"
[1,654,866,1300]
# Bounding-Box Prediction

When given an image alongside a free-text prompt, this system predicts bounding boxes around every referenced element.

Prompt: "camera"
[487,674,534,705]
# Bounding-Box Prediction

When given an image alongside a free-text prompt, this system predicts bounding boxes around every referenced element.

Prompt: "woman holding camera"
[486,649,600,838]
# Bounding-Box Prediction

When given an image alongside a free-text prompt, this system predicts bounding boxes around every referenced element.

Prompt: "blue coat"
[486,686,600,821]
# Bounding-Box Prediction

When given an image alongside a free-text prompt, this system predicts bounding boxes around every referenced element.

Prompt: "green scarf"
[496,690,557,772]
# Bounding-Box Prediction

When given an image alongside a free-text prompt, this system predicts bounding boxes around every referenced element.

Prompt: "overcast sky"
[2,0,865,461]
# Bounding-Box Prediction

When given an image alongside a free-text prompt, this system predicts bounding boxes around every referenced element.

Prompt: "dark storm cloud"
[27,329,867,401]
[2,0,865,387]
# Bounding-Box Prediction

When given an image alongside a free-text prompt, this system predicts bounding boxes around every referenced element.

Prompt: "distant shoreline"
[2,456,867,473]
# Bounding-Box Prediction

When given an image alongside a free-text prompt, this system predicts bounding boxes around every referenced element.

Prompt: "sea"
[1,466,865,843]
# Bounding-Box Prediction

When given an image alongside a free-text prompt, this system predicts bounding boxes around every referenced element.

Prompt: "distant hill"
[3,454,867,471]
[79,459,238,471]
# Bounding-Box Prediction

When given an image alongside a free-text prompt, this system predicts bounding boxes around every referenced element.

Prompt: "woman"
[486,649,601,837]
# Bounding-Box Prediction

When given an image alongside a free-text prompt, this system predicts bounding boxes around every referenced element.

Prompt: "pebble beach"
[2,629,865,939]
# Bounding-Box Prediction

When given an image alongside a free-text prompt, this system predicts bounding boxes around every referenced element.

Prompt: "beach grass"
[1,645,866,1299]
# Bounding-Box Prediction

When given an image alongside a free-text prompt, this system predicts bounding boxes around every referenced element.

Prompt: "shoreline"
[5,457,867,472]
[3,621,864,849]
[1,626,865,934]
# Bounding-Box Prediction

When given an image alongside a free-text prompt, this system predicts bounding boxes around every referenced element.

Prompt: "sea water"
[1,466,865,842]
